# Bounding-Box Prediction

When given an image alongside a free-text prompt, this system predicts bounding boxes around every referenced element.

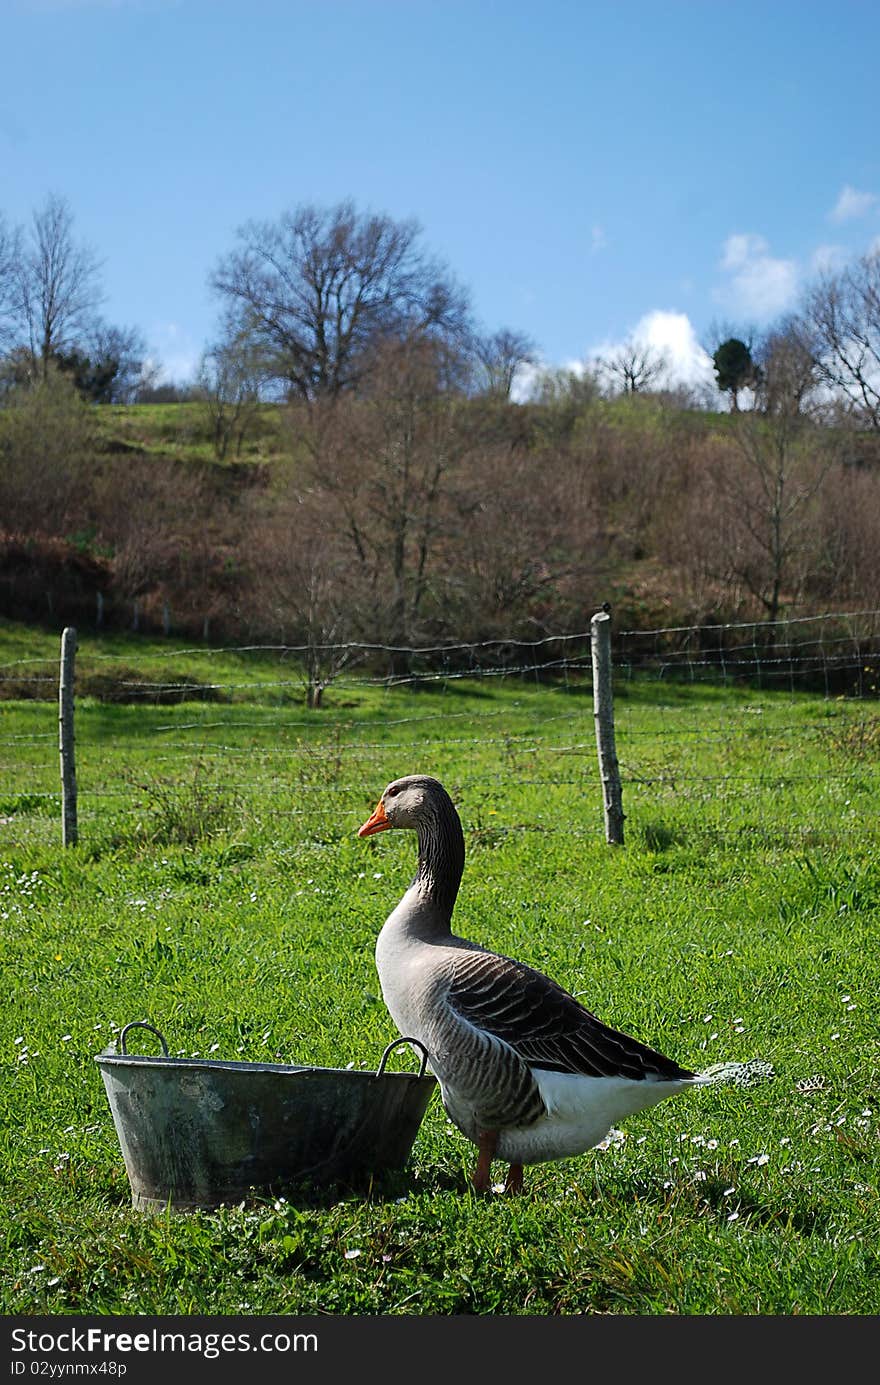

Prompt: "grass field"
[2,620,879,1315]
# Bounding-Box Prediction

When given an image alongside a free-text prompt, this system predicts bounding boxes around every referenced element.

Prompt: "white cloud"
[574,310,715,394]
[717,232,798,320]
[721,233,762,272]
[615,310,715,390]
[811,243,848,274]
[151,322,200,384]
[829,184,877,223]
[513,310,717,403]
[510,360,549,403]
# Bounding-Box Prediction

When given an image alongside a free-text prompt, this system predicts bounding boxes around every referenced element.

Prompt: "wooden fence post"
[591,607,624,845]
[59,626,78,847]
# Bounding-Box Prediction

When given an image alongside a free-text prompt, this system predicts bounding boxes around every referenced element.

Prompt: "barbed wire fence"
[2,607,878,852]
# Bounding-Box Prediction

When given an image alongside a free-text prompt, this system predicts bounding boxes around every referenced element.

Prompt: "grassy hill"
[2,385,879,650]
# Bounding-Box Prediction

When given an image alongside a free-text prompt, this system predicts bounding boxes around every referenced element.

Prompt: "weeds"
[122,764,242,846]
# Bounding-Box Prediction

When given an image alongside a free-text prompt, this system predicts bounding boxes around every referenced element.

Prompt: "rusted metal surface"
[95,1023,437,1212]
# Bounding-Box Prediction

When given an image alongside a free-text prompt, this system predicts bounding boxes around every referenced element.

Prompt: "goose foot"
[503,1163,524,1195]
[471,1130,498,1193]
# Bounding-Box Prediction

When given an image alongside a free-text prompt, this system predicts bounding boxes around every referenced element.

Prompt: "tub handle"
[119,1021,169,1057]
[375,1037,431,1079]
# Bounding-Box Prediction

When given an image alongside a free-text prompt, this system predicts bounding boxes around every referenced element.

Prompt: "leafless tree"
[474,326,537,398]
[0,212,23,351]
[296,332,473,668]
[804,249,880,430]
[598,338,668,395]
[210,200,471,402]
[694,344,835,627]
[16,194,104,378]
[753,318,819,417]
[83,321,154,403]
[0,367,94,534]
[196,328,266,459]
[241,490,359,706]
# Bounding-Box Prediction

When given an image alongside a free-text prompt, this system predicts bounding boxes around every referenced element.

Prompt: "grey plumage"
[358,774,771,1191]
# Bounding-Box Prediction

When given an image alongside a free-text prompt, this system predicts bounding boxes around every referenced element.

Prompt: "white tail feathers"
[696,1058,775,1089]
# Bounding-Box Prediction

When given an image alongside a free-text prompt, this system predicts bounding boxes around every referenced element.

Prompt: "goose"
[358,773,771,1194]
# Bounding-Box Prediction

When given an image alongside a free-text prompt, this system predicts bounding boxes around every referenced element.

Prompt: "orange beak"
[358,798,392,838]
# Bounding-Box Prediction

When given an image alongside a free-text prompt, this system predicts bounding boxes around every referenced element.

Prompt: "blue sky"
[3,0,879,391]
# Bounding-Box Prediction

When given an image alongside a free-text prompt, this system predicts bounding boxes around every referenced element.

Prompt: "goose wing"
[446,948,695,1083]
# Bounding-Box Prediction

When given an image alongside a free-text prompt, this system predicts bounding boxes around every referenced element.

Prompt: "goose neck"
[414,803,464,919]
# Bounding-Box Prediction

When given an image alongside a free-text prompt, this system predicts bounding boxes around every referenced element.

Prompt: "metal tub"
[95,1022,437,1212]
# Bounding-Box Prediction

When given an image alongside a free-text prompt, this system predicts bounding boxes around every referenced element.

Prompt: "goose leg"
[503,1163,524,1195]
[471,1130,498,1193]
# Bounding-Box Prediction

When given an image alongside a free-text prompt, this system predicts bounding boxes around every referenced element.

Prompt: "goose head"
[358,775,465,916]
[358,774,450,837]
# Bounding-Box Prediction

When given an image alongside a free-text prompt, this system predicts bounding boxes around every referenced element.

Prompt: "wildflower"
[596,1128,625,1151]
[344,1248,362,1260]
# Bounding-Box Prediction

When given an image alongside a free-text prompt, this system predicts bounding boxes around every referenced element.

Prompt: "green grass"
[1,621,879,1315]
[98,402,286,465]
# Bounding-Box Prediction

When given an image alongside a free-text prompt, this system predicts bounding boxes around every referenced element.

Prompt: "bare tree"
[17,194,104,378]
[210,200,471,401]
[0,367,94,535]
[0,212,23,351]
[196,328,265,459]
[598,338,668,396]
[298,332,473,667]
[804,249,880,430]
[474,326,537,398]
[753,318,818,417]
[82,321,154,403]
[692,342,834,626]
[242,490,358,706]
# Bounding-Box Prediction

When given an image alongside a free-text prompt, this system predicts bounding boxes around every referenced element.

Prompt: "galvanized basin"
[95,1021,437,1212]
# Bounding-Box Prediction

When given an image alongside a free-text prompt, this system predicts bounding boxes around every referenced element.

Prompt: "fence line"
[2,608,878,851]
[3,604,878,669]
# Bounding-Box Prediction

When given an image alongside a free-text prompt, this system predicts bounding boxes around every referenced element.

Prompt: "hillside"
[1,380,879,649]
